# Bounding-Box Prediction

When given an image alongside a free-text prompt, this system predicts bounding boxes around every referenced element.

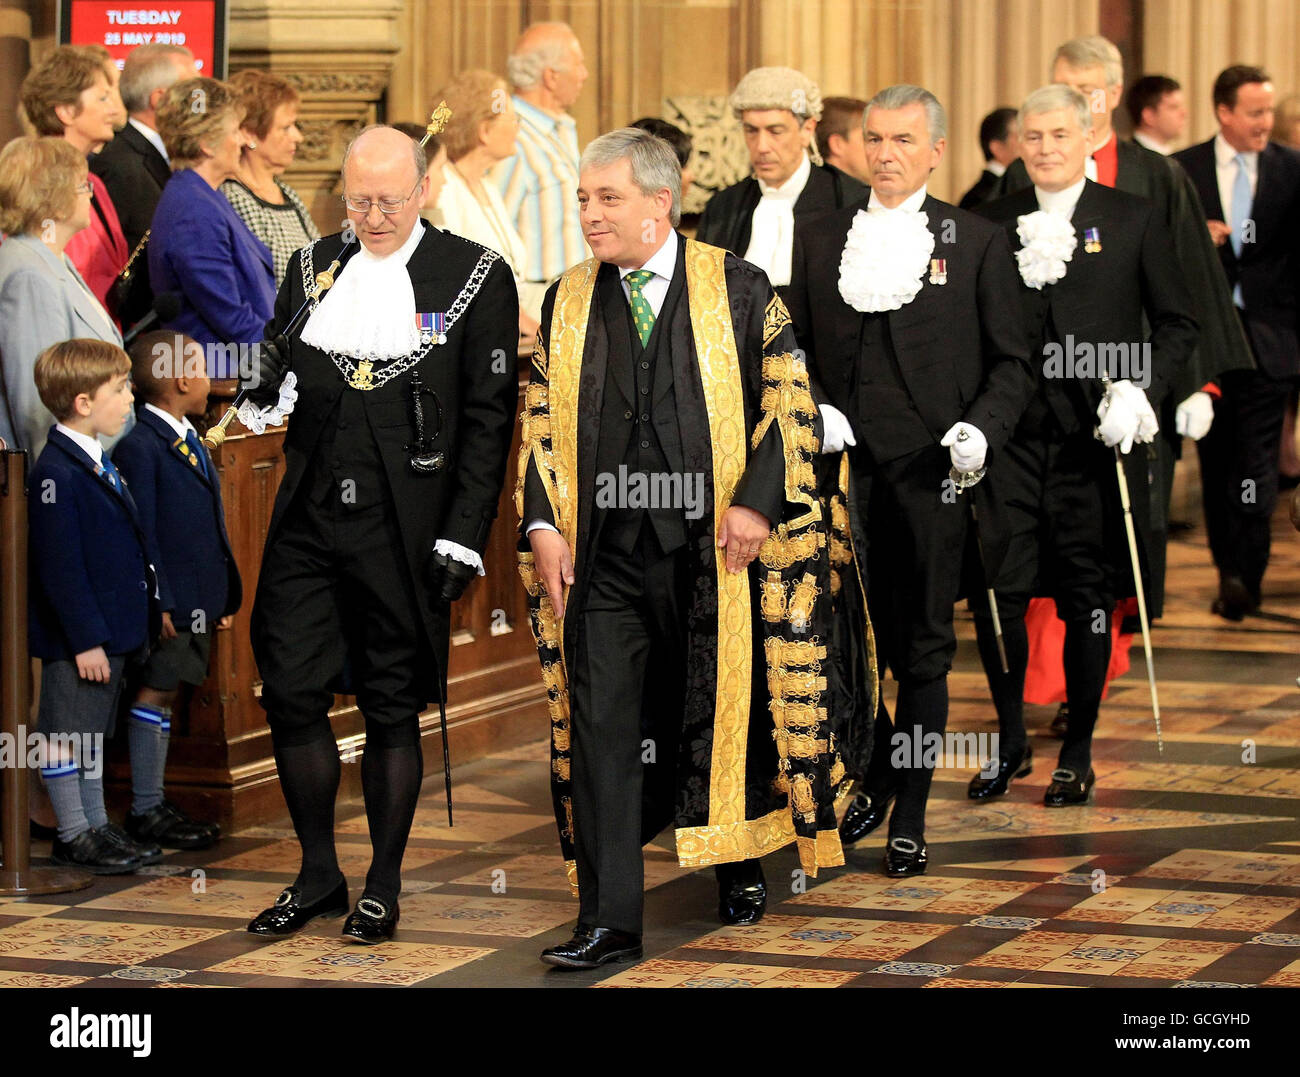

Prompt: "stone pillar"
[229,0,405,232]
[0,1,32,144]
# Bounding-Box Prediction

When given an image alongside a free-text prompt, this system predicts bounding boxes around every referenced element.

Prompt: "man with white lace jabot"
[241,125,519,943]
[786,84,1034,878]
[968,85,1196,809]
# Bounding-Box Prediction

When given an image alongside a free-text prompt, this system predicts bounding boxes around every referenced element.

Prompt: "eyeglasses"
[342,178,422,215]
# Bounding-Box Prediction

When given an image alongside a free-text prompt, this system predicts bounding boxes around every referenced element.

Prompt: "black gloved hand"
[242,333,291,408]
[426,549,478,603]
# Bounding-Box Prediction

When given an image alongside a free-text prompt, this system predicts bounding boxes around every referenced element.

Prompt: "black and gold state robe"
[516,237,872,888]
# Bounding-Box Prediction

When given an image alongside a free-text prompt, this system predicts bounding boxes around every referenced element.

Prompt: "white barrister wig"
[729,66,825,164]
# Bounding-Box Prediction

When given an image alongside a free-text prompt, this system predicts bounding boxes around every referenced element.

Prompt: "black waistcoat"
[594,261,688,555]
[855,311,935,462]
[306,383,396,511]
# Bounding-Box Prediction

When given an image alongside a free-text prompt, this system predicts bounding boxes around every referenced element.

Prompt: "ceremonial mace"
[950,431,1009,674]
[202,101,454,452]
[1097,380,1163,753]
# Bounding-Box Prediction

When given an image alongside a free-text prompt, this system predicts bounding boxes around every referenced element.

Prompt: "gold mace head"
[422,101,452,146]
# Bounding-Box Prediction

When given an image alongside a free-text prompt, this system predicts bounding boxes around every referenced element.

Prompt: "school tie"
[624,269,656,347]
[184,429,210,480]
[99,455,121,490]
[1230,153,1252,307]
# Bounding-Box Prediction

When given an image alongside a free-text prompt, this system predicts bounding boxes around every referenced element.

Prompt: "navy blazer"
[148,168,276,373]
[111,406,242,625]
[28,428,153,660]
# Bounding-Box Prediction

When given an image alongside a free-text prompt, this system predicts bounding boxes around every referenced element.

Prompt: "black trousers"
[969,426,1117,771]
[1197,363,1300,600]
[253,492,431,737]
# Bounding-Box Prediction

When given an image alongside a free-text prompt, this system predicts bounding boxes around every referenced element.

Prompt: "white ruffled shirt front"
[1014,177,1084,289]
[836,184,934,313]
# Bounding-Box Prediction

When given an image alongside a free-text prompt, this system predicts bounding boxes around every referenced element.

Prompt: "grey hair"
[1019,84,1094,136]
[342,124,427,185]
[506,22,576,91]
[120,44,194,114]
[1053,35,1124,88]
[580,127,682,227]
[866,84,947,144]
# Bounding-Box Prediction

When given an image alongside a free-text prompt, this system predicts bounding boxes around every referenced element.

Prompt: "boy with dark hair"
[112,330,241,848]
[29,339,154,873]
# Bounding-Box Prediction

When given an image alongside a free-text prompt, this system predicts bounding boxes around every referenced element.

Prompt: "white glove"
[1096,380,1156,453]
[940,421,988,473]
[1175,390,1215,441]
[817,404,857,454]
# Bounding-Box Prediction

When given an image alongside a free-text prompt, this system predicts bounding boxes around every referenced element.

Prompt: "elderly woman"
[222,69,320,283]
[0,137,123,460]
[19,45,129,315]
[150,77,275,376]
[433,70,541,337]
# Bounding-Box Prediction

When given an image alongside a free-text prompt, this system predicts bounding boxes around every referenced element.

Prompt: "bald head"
[342,125,429,256]
[507,21,587,111]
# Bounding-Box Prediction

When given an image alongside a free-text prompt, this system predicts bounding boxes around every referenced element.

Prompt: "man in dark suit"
[787,84,1034,877]
[90,44,197,328]
[959,107,1019,209]
[818,96,871,186]
[970,85,1196,807]
[1175,65,1300,619]
[521,127,849,968]
[243,126,519,943]
[696,66,866,303]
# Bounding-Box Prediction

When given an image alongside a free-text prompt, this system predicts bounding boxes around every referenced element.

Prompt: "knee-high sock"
[974,612,1030,760]
[128,703,167,814]
[270,721,343,903]
[888,675,948,841]
[1060,615,1111,775]
[360,718,423,907]
[42,761,89,843]
[79,737,108,829]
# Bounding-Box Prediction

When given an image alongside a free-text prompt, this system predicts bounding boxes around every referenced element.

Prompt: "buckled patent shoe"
[51,827,142,875]
[839,786,896,846]
[967,745,1033,800]
[718,864,767,926]
[883,836,928,878]
[248,877,349,936]
[540,925,643,970]
[341,895,400,944]
[99,822,163,865]
[1044,767,1095,807]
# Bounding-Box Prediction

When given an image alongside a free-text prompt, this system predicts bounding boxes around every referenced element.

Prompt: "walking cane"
[950,435,1008,674]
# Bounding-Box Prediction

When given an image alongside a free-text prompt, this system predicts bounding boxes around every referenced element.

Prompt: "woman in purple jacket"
[149,77,275,378]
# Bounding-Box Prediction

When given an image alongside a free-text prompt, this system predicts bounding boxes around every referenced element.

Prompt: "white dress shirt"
[144,402,197,440]
[129,117,170,164]
[55,423,106,467]
[1214,131,1258,226]
[743,152,811,287]
[986,160,1007,178]
[1133,131,1172,156]
[1035,175,1087,219]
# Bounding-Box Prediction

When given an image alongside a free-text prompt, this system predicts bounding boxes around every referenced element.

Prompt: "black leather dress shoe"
[967,745,1033,800]
[100,822,163,865]
[1050,704,1069,738]
[1212,576,1256,622]
[341,895,400,944]
[540,925,643,970]
[718,863,767,926]
[248,877,349,936]
[883,836,928,878]
[126,802,218,850]
[839,786,896,846]
[1044,767,1095,807]
[51,828,142,875]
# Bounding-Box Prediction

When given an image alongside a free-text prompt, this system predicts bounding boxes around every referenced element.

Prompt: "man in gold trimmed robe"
[517,128,852,969]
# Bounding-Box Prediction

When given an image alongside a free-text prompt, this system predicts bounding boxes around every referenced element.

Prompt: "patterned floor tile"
[208,840,459,874]
[206,934,492,984]
[0,918,223,963]
[397,893,576,937]
[336,807,554,842]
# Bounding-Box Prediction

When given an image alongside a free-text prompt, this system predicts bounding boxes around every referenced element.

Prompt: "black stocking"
[361,717,423,906]
[271,722,343,903]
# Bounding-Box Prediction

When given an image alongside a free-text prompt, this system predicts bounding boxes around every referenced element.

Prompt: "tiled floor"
[3,504,1299,989]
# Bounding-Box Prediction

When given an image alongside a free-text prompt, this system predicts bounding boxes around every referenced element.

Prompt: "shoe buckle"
[1050,768,1077,783]
[889,836,920,854]
[274,888,297,908]
[356,897,388,920]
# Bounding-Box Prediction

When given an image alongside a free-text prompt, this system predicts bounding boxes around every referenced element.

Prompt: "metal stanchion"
[0,446,91,895]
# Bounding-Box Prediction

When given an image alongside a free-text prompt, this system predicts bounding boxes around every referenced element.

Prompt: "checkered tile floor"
[3,504,1299,988]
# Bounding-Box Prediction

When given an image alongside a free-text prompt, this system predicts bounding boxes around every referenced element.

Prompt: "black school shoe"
[51,828,142,874]
[126,801,219,849]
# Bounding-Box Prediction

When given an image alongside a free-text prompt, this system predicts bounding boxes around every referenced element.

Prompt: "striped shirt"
[490,96,585,283]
